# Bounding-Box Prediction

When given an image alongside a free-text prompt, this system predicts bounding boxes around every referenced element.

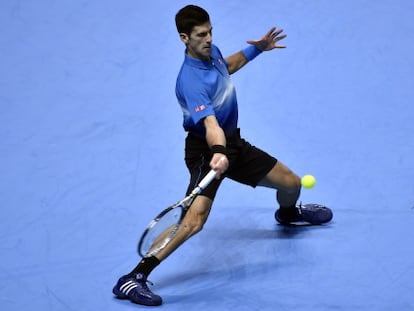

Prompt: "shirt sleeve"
[177,72,215,126]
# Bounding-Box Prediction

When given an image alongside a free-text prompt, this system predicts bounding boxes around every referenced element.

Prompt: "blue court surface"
[1,0,414,310]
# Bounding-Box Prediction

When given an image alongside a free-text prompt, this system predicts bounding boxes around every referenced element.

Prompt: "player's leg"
[113,133,210,306]
[227,134,332,225]
[258,161,333,225]
[113,193,215,306]
[154,195,213,260]
[257,161,304,223]
[113,132,222,306]
[151,142,222,258]
[257,160,301,207]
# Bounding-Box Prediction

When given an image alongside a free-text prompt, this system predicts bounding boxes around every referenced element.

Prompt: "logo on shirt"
[194,104,206,113]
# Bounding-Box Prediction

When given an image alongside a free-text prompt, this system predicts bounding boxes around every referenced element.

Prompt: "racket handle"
[193,157,226,194]
[198,169,217,191]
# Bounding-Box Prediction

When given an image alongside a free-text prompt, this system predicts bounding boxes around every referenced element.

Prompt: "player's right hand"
[210,154,229,179]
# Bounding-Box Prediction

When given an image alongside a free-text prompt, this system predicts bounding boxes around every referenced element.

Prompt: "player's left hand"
[246,27,287,51]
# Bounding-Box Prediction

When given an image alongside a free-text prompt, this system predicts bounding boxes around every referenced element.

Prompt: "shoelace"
[135,274,155,289]
[297,201,303,215]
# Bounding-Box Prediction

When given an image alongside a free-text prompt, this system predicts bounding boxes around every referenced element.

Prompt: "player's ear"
[179,33,189,44]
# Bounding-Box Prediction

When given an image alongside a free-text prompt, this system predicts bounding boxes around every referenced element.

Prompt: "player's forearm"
[204,116,229,177]
[225,51,248,74]
[225,46,263,74]
[203,116,226,147]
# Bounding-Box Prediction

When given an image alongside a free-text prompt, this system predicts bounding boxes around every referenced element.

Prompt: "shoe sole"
[113,286,162,306]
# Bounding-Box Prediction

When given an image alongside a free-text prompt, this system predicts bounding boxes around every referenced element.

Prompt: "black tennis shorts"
[184,128,277,200]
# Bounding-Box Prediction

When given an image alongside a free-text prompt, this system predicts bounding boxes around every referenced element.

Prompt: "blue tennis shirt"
[175,44,238,137]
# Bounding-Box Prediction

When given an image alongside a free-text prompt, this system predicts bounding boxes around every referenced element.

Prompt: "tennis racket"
[137,168,218,258]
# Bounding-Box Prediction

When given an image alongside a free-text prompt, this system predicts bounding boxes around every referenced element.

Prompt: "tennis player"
[113,5,333,306]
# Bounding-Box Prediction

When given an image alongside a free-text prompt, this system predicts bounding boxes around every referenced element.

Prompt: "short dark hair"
[175,5,210,35]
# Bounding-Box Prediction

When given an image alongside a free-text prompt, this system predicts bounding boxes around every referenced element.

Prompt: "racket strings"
[141,206,184,256]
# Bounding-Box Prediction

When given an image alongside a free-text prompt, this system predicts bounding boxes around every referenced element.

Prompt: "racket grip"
[197,169,217,191]
[194,157,226,194]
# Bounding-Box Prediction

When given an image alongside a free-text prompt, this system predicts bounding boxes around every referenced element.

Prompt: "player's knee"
[182,218,206,236]
[191,221,205,235]
[293,174,301,189]
[286,174,301,193]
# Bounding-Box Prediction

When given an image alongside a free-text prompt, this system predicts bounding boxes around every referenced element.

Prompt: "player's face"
[181,22,212,61]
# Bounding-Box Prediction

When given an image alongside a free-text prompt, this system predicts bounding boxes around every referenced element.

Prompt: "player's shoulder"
[176,63,205,95]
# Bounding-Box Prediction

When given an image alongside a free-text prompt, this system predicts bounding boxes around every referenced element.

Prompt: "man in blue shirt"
[113,5,332,306]
[176,43,238,137]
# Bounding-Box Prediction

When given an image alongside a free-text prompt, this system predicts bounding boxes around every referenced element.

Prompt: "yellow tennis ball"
[301,174,316,189]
